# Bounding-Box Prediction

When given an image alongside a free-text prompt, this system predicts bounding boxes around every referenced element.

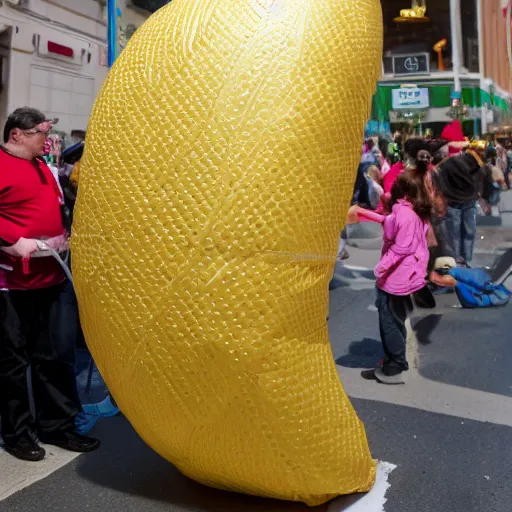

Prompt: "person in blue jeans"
[446,200,477,264]
[432,150,493,265]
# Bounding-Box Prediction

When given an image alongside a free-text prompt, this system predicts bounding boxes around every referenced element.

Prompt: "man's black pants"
[0,281,81,443]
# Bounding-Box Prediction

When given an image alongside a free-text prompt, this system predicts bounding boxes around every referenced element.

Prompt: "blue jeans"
[446,200,477,263]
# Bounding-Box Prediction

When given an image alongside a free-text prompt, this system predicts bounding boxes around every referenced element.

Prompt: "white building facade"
[0,0,150,136]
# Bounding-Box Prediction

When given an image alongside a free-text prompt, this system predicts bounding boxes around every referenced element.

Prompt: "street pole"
[449,0,462,92]
[472,86,478,137]
[107,0,117,68]
[477,0,487,135]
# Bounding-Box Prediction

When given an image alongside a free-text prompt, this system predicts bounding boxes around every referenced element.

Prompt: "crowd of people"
[342,120,510,385]
[344,121,509,266]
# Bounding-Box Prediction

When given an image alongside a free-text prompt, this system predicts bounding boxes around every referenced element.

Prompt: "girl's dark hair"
[389,172,432,221]
[411,150,432,179]
[414,160,429,177]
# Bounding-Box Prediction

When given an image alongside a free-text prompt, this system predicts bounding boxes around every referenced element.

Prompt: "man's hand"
[40,234,69,253]
[2,238,39,259]
[482,202,492,216]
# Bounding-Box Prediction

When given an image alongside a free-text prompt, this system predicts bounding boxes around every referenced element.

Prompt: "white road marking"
[405,317,419,368]
[338,264,376,272]
[331,272,376,291]
[328,462,397,512]
[0,445,80,501]
[338,366,512,428]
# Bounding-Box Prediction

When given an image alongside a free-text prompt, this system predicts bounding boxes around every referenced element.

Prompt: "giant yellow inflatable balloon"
[72,0,382,506]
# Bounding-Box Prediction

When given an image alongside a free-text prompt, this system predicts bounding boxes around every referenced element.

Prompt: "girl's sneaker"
[374,367,405,385]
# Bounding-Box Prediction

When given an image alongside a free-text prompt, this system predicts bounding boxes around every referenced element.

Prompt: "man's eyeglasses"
[23,128,52,137]
[22,118,58,138]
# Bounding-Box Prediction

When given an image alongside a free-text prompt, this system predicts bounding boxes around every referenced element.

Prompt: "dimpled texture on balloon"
[72,0,382,506]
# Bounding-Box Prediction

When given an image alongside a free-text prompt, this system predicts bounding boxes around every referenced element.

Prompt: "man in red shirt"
[0,107,100,461]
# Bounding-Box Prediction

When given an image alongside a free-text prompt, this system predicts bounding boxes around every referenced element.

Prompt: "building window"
[461,0,479,73]
[382,0,453,75]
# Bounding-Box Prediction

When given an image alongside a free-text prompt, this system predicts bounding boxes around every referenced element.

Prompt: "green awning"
[371,84,509,122]
[491,94,509,112]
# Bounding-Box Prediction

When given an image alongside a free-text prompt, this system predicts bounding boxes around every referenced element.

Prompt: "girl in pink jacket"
[347,172,432,384]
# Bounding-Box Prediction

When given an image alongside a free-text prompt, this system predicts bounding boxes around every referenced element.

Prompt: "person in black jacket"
[431,149,493,265]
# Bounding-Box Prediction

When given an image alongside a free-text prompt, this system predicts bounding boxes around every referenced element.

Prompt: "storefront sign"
[392,53,429,75]
[392,87,430,110]
[48,41,74,58]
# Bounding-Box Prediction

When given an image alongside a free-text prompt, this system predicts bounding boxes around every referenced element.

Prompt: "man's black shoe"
[4,434,46,462]
[39,431,101,453]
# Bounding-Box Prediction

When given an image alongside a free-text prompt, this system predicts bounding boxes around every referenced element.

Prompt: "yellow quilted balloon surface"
[72,0,382,506]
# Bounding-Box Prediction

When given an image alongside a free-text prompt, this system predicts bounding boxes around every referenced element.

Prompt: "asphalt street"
[1,195,511,512]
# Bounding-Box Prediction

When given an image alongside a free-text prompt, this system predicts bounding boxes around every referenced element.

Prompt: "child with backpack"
[346,172,432,384]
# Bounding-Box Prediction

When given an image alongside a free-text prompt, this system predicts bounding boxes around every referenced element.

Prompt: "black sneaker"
[361,369,378,381]
[4,434,46,462]
[39,431,101,453]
